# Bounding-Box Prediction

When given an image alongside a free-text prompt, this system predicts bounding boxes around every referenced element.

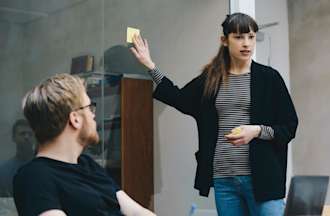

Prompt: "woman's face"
[223,30,256,63]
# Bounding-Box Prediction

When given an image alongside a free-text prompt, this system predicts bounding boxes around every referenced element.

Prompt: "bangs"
[223,13,259,35]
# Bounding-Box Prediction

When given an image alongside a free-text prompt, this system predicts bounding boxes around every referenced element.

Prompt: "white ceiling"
[0,0,86,24]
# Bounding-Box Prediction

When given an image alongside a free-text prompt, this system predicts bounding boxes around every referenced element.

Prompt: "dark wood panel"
[121,78,153,209]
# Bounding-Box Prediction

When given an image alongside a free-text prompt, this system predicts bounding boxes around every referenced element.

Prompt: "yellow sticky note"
[127,27,140,43]
[230,127,242,135]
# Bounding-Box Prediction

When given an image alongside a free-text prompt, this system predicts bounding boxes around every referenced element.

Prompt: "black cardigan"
[153,61,298,201]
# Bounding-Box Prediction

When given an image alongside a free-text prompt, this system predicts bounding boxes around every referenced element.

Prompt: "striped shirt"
[213,72,252,177]
[149,67,274,177]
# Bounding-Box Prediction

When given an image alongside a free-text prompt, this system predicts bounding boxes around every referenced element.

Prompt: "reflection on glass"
[1,0,103,214]
[0,119,35,197]
[103,45,149,76]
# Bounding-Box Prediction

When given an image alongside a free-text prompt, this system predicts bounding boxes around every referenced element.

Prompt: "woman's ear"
[69,111,82,129]
[221,36,228,47]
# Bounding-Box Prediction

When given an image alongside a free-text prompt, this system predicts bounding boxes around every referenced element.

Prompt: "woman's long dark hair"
[202,13,259,97]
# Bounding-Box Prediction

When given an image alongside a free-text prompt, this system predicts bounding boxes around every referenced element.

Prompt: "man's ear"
[221,36,228,47]
[69,112,82,129]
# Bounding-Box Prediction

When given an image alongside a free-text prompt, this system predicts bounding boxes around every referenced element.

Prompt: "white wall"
[288,0,330,203]
[256,0,291,85]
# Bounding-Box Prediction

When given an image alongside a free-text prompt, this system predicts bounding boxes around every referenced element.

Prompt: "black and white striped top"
[213,72,252,177]
[149,67,274,177]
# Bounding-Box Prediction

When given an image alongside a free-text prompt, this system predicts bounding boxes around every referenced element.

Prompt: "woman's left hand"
[224,125,261,146]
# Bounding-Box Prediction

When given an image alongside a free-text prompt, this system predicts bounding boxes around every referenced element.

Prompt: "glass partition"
[0,0,104,214]
[0,1,152,213]
[0,0,228,215]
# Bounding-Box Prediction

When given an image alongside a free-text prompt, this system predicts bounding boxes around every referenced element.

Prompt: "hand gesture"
[130,34,155,70]
[224,125,261,146]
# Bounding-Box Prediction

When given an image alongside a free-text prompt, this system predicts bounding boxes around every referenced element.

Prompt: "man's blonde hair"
[22,73,86,145]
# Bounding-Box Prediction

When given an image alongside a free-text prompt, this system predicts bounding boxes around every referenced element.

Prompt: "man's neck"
[37,134,83,164]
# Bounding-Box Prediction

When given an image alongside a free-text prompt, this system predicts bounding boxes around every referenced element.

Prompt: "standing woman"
[131,13,298,216]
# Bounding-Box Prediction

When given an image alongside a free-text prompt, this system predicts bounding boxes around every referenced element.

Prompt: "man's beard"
[78,122,99,147]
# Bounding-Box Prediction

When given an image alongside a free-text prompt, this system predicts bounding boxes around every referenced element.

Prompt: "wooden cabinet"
[83,73,154,209]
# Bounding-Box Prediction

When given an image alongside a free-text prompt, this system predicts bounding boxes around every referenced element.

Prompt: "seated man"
[0,119,35,197]
[13,73,156,216]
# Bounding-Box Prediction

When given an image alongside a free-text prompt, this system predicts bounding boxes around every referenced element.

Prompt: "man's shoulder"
[14,158,52,183]
[79,153,93,161]
[79,154,96,165]
[78,154,103,170]
[13,158,61,199]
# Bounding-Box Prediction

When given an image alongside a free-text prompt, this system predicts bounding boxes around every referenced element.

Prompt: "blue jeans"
[213,176,285,216]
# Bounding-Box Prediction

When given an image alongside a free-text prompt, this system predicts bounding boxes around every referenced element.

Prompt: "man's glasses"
[75,102,96,114]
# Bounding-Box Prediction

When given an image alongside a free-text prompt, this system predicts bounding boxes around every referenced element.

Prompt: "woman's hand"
[224,125,261,146]
[130,34,156,70]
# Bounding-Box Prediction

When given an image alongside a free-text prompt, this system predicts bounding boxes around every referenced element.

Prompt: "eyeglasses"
[75,102,96,114]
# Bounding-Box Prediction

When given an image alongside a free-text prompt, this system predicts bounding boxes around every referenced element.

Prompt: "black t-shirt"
[13,154,123,216]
